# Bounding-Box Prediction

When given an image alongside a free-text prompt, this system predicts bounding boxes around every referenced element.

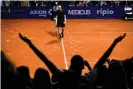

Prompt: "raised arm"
[19,33,58,75]
[94,33,126,69]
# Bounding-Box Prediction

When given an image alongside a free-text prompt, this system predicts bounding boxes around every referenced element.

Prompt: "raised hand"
[84,60,92,71]
[114,33,126,43]
[84,60,89,66]
[19,33,31,43]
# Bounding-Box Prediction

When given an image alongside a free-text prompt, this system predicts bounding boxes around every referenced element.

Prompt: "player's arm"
[55,15,58,26]
[64,15,66,24]
[94,33,126,69]
[19,33,58,75]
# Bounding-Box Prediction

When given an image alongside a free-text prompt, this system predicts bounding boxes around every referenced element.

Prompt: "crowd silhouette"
[1,1,133,7]
[1,33,133,89]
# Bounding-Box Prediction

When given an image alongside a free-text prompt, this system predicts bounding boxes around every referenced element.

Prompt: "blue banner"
[1,6,133,19]
[65,6,125,18]
[1,7,52,18]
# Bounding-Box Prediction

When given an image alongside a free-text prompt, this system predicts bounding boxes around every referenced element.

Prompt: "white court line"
[61,39,68,70]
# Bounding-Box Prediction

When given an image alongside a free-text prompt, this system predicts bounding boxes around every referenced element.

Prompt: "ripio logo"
[97,8,114,16]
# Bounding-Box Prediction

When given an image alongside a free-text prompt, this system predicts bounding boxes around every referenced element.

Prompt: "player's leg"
[57,25,62,39]
[56,21,61,37]
[61,22,65,38]
[56,26,60,35]
[56,26,61,38]
[61,27,64,38]
[59,27,62,39]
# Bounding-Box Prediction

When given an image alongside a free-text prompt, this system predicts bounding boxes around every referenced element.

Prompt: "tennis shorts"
[57,21,65,27]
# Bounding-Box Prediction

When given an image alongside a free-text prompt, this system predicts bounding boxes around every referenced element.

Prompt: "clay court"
[1,19,133,77]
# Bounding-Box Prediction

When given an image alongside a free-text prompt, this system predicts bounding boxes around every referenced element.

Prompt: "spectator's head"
[16,66,30,80]
[33,68,51,89]
[70,55,84,75]
[16,66,32,88]
[103,60,128,89]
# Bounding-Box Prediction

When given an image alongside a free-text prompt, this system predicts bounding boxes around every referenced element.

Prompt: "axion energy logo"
[30,10,47,17]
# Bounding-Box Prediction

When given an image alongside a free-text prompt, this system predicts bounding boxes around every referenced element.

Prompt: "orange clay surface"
[1,19,133,78]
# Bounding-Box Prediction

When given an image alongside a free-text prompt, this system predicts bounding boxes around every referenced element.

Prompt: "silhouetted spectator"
[19,33,126,89]
[122,57,133,89]
[103,60,128,89]
[33,68,51,89]
[16,66,33,89]
[94,65,107,89]
[1,51,20,89]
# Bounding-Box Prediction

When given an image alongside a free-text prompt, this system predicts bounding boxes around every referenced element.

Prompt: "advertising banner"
[1,6,133,19]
